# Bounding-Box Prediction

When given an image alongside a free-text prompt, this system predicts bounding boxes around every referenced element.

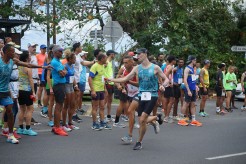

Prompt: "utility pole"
[46,0,50,48]
[53,0,56,44]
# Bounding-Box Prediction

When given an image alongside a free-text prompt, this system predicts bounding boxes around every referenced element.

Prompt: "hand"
[59,70,67,77]
[159,85,165,92]
[91,91,97,98]
[50,88,54,94]
[117,85,123,90]
[203,87,207,92]
[188,90,192,97]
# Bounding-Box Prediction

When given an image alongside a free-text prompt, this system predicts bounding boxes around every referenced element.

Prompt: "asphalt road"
[0,99,246,164]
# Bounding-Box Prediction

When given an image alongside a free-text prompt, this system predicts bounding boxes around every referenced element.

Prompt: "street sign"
[103,21,123,43]
[231,46,246,52]
[89,30,103,38]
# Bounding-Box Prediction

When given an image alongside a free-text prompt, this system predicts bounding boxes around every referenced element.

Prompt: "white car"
[235,83,245,100]
[83,67,90,96]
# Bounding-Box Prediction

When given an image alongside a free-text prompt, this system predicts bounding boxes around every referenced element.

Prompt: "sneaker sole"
[178,123,189,126]
[190,124,202,127]
[7,140,19,144]
[121,139,132,144]
[91,127,102,131]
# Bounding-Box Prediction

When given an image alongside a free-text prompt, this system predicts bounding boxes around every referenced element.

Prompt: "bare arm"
[183,68,190,93]
[88,76,94,92]
[109,66,138,83]
[156,66,169,86]
[27,68,35,95]
[241,73,245,90]
[14,58,52,69]
[47,70,53,92]
[199,69,205,88]
[81,60,95,66]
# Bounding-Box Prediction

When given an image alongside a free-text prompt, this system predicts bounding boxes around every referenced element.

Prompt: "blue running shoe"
[48,121,54,127]
[100,122,112,130]
[17,128,24,134]
[91,123,101,131]
[23,128,37,136]
[121,135,133,144]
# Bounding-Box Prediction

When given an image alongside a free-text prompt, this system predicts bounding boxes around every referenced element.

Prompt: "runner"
[50,45,68,136]
[178,55,202,127]
[215,63,226,115]
[17,51,38,136]
[36,44,47,108]
[108,48,168,150]
[62,53,80,131]
[163,55,176,123]
[172,58,184,121]
[88,53,111,131]
[113,55,138,128]
[224,66,235,112]
[231,67,238,109]
[241,70,246,111]
[72,42,95,123]
[0,44,50,144]
[199,60,210,117]
[105,50,117,122]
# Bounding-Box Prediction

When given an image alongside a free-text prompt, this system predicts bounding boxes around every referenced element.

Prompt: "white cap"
[15,48,23,54]
[79,51,88,56]
[8,42,21,48]
[28,43,38,47]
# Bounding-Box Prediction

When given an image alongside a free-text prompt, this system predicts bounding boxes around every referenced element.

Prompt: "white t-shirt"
[74,54,84,83]
[30,55,39,83]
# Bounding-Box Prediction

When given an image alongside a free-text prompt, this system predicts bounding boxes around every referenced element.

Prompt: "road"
[0,99,246,164]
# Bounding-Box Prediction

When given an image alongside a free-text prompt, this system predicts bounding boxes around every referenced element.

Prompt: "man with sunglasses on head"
[108,48,168,150]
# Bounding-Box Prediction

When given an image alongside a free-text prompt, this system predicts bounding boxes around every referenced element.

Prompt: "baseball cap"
[106,50,117,55]
[52,45,64,52]
[134,48,148,54]
[49,44,55,51]
[8,42,20,48]
[28,43,38,47]
[79,51,88,57]
[204,59,210,64]
[40,44,47,49]
[14,48,23,55]
[186,55,196,64]
[218,63,226,69]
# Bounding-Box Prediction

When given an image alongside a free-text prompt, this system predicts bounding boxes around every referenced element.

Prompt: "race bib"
[69,76,75,84]
[192,75,197,81]
[178,78,183,84]
[141,92,151,101]
[230,82,233,87]
[102,76,105,83]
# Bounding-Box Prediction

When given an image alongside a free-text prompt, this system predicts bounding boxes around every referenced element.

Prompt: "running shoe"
[199,112,205,117]
[72,114,82,123]
[216,111,225,115]
[168,117,174,123]
[121,115,129,122]
[225,108,233,113]
[163,117,168,123]
[178,119,189,126]
[100,122,112,130]
[113,122,126,128]
[106,117,115,123]
[134,123,140,129]
[40,107,48,118]
[17,128,24,134]
[77,109,86,115]
[2,130,8,137]
[48,121,54,127]
[157,113,163,125]
[62,125,72,132]
[221,109,228,114]
[31,117,41,125]
[68,124,80,130]
[52,127,68,136]
[173,116,181,121]
[241,106,246,112]
[23,128,38,136]
[190,120,202,127]
[152,122,160,134]
[203,112,209,117]
[7,135,19,144]
[38,102,43,108]
[121,135,133,144]
[91,123,101,131]
[133,142,142,150]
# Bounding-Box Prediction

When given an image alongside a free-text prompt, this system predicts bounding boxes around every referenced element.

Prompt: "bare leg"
[5,105,14,133]
[54,102,63,128]
[138,112,149,142]
[92,100,99,122]
[128,100,138,136]
[48,94,55,121]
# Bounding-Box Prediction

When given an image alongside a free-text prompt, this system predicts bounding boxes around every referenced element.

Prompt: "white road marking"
[206,152,246,160]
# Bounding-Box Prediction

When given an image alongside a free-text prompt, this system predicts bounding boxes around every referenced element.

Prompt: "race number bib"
[141,92,151,101]
[69,76,75,84]
[230,82,233,87]
[178,78,183,84]
[102,76,105,83]
[192,75,197,81]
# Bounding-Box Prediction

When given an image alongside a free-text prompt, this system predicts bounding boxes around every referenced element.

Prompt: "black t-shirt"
[216,70,223,87]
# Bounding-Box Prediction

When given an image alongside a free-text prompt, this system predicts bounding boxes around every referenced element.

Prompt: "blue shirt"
[161,63,167,72]
[186,65,196,91]
[173,66,183,84]
[51,57,66,85]
[0,58,13,92]
[196,68,201,84]
[80,65,87,84]
[138,64,158,97]
[65,63,75,84]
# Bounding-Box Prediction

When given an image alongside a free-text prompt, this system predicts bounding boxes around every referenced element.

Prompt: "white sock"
[191,115,195,121]
[216,107,220,112]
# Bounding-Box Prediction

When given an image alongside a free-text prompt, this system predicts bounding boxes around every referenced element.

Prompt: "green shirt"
[90,62,106,92]
[104,60,114,85]
[224,72,234,91]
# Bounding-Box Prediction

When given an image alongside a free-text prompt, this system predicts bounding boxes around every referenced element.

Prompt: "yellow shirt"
[199,67,209,88]
[104,60,114,85]
[90,62,106,92]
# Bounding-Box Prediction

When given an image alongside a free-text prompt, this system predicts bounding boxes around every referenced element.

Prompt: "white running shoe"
[62,126,72,132]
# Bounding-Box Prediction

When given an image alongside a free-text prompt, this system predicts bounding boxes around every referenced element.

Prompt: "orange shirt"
[36,53,47,74]
[61,59,67,65]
